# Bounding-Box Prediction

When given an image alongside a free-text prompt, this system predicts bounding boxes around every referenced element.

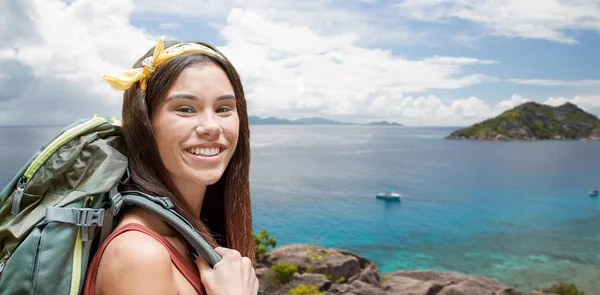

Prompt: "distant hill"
[248,116,402,126]
[248,116,294,125]
[293,117,346,125]
[248,116,345,125]
[445,102,600,141]
[368,121,403,126]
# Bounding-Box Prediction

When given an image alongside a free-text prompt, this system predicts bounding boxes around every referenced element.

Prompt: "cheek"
[153,117,185,167]
[156,130,175,155]
[226,117,240,146]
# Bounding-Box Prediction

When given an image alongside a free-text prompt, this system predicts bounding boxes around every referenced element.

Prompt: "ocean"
[1,125,599,293]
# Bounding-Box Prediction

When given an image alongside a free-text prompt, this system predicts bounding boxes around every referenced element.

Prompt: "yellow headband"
[103,37,224,94]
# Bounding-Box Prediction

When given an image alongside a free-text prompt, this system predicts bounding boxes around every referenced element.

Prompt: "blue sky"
[0,0,599,126]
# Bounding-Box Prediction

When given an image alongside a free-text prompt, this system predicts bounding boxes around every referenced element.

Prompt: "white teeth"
[188,147,220,156]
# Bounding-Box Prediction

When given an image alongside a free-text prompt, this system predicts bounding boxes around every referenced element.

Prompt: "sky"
[0,0,599,126]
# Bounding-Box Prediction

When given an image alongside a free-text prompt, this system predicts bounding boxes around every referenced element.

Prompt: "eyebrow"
[167,93,236,101]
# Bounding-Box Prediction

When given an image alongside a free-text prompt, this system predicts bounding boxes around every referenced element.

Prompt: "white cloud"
[422,56,497,65]
[218,9,496,122]
[508,79,600,86]
[361,93,600,126]
[496,94,530,110]
[396,0,600,43]
[0,1,596,127]
[0,0,156,124]
[13,0,153,84]
[360,94,531,126]
[132,0,425,46]
[0,49,17,60]
[132,0,242,17]
[544,95,600,110]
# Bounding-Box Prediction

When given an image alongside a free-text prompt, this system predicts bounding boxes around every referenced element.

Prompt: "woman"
[83,37,258,295]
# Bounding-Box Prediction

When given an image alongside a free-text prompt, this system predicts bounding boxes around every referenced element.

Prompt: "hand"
[196,247,259,295]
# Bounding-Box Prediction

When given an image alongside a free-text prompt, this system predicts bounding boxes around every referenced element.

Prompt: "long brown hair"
[121,40,254,264]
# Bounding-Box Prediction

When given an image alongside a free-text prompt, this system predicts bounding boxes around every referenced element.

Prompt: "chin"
[197,178,221,186]
[192,173,224,186]
[175,166,227,186]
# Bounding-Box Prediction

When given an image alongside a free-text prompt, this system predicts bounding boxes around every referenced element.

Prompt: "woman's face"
[152,62,239,190]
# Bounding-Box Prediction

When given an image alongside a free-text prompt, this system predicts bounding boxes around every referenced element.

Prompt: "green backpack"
[0,115,220,295]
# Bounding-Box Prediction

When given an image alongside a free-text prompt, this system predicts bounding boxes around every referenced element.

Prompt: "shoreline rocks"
[256,244,551,295]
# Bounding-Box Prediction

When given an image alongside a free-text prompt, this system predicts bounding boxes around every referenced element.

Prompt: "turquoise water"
[2,125,599,293]
[248,126,600,294]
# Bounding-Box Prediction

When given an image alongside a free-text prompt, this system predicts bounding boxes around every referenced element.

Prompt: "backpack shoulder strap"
[118,190,222,267]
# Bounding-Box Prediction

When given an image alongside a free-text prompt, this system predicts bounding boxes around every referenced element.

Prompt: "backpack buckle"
[109,184,123,215]
[110,191,123,215]
[73,208,105,227]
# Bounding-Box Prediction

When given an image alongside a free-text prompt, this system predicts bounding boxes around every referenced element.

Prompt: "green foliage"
[381,275,387,283]
[449,101,600,140]
[253,229,277,259]
[325,274,333,280]
[306,235,329,259]
[307,250,329,259]
[306,234,320,252]
[335,276,346,284]
[305,265,315,273]
[542,282,585,295]
[285,284,322,295]
[565,107,600,128]
[268,262,298,286]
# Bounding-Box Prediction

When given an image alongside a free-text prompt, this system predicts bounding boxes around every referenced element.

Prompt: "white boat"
[376,188,401,201]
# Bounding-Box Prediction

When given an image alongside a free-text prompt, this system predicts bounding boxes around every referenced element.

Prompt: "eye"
[177,106,195,113]
[217,106,233,113]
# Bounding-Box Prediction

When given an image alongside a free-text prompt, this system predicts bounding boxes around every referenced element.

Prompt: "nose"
[195,113,222,137]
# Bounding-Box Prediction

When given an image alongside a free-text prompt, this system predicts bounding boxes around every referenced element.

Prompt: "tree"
[253,229,277,259]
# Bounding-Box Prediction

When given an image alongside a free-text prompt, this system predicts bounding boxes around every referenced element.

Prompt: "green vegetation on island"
[286,284,323,295]
[268,262,298,286]
[446,102,600,141]
[253,229,277,260]
[541,282,585,295]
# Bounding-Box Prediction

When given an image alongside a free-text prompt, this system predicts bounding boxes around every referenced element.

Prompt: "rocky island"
[445,102,600,141]
[368,121,403,126]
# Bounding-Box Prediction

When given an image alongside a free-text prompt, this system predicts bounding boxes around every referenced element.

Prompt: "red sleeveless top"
[83,223,205,295]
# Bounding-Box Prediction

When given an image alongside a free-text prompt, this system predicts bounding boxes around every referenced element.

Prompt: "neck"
[171,178,207,217]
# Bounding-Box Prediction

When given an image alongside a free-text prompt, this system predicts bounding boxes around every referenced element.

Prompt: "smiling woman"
[153,64,240,200]
[82,38,257,295]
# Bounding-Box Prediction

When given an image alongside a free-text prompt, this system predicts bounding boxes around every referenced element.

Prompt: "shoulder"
[102,227,169,264]
[96,228,178,295]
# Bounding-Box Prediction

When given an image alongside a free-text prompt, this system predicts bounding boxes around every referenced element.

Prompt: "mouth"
[185,147,223,157]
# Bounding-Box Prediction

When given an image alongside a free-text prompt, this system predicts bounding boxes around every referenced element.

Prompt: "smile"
[186,147,221,157]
